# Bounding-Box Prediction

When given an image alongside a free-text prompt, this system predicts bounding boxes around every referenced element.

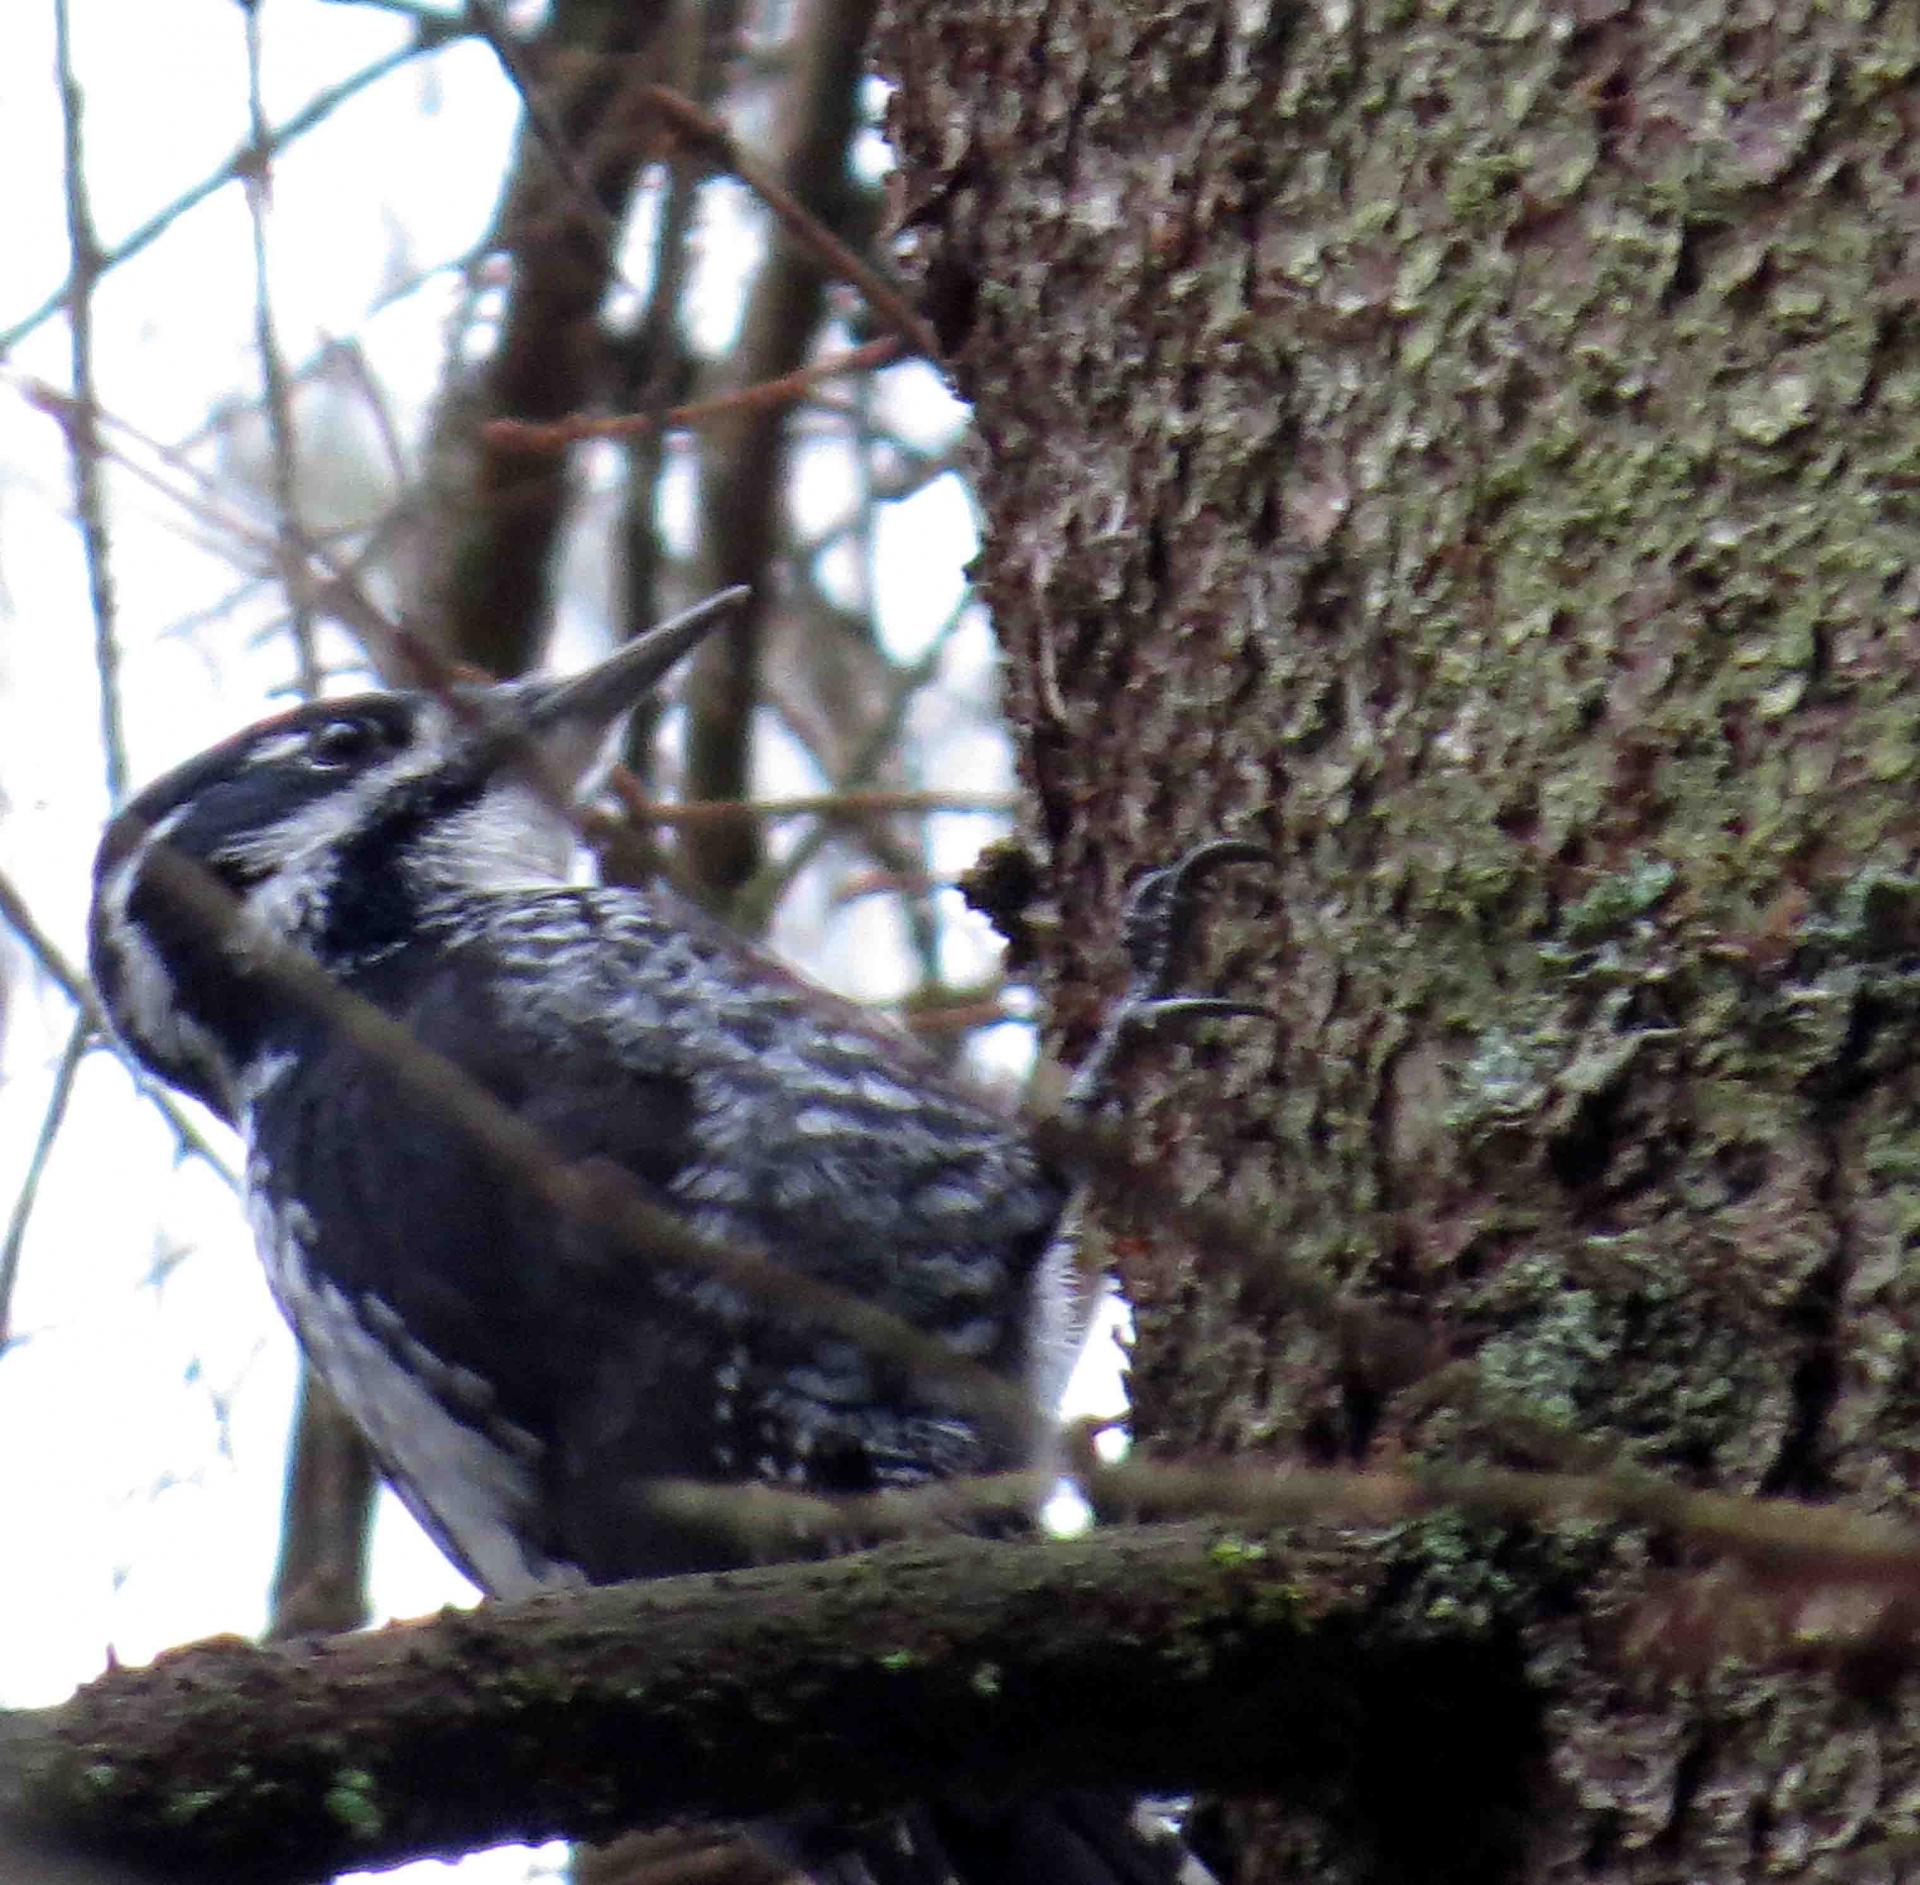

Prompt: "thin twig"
[16,381,408,672]
[898,990,1023,1037]
[464,0,633,262]
[52,0,127,806]
[486,336,903,453]
[324,338,411,487]
[0,34,454,359]
[240,0,323,700]
[799,447,962,561]
[17,381,280,563]
[1029,1100,1438,1392]
[639,84,940,362]
[586,1447,1920,1614]
[0,868,237,1190]
[321,0,477,26]
[604,785,1017,828]
[729,595,969,934]
[151,570,276,649]
[0,1019,90,1352]
[0,873,102,1025]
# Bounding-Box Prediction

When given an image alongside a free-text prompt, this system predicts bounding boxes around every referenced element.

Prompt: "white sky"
[0,7,1119,1881]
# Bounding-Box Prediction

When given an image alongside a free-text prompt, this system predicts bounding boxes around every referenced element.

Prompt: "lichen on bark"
[876,1,1920,1876]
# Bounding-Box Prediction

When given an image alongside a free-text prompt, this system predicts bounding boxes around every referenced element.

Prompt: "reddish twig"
[602,777,1016,829]
[484,335,903,454]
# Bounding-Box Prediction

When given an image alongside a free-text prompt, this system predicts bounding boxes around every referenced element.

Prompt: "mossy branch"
[1,1522,1528,1884]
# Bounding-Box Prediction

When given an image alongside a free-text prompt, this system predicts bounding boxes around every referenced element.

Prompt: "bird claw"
[1068,837,1276,1114]
[1118,837,1277,997]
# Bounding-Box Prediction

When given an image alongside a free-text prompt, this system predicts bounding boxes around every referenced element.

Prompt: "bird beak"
[528,585,749,736]
[510,585,749,794]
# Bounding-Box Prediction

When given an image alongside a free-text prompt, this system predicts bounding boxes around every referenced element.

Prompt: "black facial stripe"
[316,761,496,961]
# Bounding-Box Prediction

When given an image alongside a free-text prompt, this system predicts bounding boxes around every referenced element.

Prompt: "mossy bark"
[878,3,1920,1878]
[5,1526,1531,1882]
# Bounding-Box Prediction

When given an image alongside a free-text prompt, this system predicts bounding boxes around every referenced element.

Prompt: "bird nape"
[88,589,1258,1885]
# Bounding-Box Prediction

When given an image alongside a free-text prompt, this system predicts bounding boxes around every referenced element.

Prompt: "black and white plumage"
[88,598,1221,1885]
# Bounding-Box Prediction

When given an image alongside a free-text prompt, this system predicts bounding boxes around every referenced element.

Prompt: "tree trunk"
[877,4,1920,1879]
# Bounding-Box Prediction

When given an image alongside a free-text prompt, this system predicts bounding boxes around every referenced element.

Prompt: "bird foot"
[1066,837,1276,1115]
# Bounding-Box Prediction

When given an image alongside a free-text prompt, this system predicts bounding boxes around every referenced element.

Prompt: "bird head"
[88,590,742,1117]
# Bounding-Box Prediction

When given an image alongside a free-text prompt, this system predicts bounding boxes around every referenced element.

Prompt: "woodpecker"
[89,592,1258,1885]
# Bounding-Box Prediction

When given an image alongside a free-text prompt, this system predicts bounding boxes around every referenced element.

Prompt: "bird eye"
[306,718,383,772]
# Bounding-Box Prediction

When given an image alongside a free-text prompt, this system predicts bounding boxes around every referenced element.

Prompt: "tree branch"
[4,1523,1526,1883]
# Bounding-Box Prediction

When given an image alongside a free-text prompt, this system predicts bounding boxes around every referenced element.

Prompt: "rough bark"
[877,2,1920,1879]
[0,1525,1534,1883]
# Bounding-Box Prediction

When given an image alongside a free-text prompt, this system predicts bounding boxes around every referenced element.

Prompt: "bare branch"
[676,0,886,905]
[412,0,678,675]
[486,337,905,452]
[641,84,939,364]
[266,1370,377,1639]
[239,0,323,700]
[606,787,1019,828]
[0,1018,89,1352]
[0,34,455,360]
[14,1456,1920,1881]
[463,0,639,267]
[52,0,126,806]
[1029,1103,1437,1394]
[728,596,967,935]
[318,0,474,26]
[0,868,236,1191]
[590,1451,1920,1609]
[14,381,405,664]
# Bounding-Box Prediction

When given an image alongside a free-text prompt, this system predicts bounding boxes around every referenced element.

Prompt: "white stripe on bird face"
[217,734,450,944]
[98,806,234,1107]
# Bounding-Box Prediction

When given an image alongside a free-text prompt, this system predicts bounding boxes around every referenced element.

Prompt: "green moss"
[323,1769,385,1843]
[1380,1515,1527,1635]
[159,1788,223,1828]
[1207,1534,1270,1568]
[1561,858,1677,944]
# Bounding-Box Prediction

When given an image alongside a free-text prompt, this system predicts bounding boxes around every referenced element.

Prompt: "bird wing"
[246,881,1070,1586]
